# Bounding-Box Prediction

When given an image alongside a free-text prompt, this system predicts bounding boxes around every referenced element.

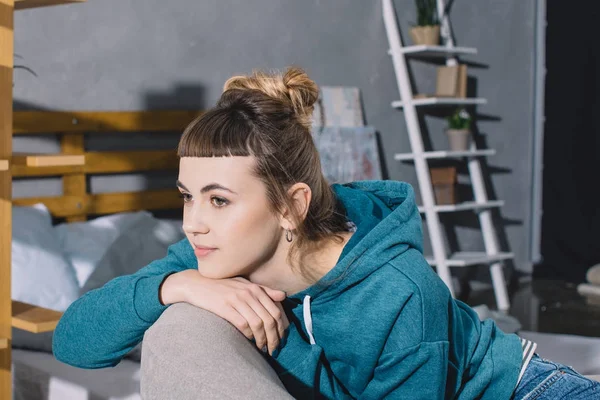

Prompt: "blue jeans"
[511,354,600,399]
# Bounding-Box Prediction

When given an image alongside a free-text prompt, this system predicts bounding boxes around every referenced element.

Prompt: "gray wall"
[13,1,537,273]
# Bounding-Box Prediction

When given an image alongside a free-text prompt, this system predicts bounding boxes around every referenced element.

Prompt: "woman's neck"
[247,231,354,296]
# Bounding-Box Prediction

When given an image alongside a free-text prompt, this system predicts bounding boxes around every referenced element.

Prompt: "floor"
[466,279,600,338]
[465,279,600,374]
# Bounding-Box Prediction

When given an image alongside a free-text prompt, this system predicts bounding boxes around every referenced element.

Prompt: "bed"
[8,110,200,399]
[12,349,141,400]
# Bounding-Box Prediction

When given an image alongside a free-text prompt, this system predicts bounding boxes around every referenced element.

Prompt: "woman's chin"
[196,265,235,280]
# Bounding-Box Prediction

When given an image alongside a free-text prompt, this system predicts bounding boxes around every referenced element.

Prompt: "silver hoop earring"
[285,229,293,243]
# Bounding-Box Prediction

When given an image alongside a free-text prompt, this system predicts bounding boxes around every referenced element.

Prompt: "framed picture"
[312,126,382,184]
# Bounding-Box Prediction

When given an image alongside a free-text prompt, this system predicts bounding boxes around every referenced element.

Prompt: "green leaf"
[415,0,438,26]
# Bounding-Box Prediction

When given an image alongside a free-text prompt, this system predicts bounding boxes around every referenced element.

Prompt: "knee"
[143,303,245,357]
[141,303,292,400]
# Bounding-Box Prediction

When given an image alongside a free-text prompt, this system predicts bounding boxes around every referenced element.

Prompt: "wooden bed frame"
[1,109,201,395]
[11,110,200,221]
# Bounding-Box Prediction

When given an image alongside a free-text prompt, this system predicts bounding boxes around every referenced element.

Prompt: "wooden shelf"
[395,149,496,161]
[12,301,63,333]
[12,153,85,167]
[389,45,477,58]
[418,200,504,213]
[15,0,85,10]
[426,251,514,267]
[392,97,487,108]
[0,159,8,171]
[13,110,202,134]
[0,337,7,349]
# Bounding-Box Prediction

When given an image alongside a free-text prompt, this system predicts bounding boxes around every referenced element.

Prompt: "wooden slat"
[12,301,62,333]
[11,164,82,177]
[88,189,182,215]
[61,134,86,222]
[13,110,202,134]
[11,150,177,176]
[0,0,13,396]
[13,195,86,217]
[13,189,182,218]
[0,160,7,171]
[85,150,178,173]
[0,338,6,349]
[12,153,84,167]
[15,0,84,10]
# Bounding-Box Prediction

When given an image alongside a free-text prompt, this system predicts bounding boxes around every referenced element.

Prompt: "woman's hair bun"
[223,66,319,129]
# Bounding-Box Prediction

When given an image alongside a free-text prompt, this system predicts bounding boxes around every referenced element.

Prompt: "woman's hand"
[161,270,289,355]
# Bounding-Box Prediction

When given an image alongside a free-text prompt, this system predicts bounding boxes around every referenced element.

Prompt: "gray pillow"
[12,216,185,364]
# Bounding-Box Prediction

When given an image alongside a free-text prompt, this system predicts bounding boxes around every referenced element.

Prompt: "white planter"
[446,129,471,151]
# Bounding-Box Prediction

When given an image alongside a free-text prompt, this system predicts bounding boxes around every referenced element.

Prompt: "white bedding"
[10,210,184,399]
[12,349,141,400]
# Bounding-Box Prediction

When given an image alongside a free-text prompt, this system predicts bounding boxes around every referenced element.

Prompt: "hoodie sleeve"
[53,239,194,369]
[358,341,449,399]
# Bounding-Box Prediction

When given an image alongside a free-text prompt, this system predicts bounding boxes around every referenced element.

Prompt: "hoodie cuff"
[133,272,173,324]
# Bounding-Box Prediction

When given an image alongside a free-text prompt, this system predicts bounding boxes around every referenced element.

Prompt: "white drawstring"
[302,295,316,345]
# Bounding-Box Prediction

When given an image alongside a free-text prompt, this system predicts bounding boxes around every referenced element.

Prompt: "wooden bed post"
[61,133,87,222]
[0,1,14,398]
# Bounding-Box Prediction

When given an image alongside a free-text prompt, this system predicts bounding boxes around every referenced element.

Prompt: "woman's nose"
[183,203,209,235]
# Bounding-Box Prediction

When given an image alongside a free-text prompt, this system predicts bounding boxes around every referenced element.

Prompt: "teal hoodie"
[53,180,522,399]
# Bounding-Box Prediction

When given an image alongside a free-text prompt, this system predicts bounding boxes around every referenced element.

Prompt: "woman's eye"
[211,196,229,207]
[179,193,193,203]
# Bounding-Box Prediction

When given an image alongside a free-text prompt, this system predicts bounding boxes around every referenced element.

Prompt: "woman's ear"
[280,183,311,230]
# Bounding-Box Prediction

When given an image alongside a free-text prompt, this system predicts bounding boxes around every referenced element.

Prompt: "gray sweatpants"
[141,303,294,400]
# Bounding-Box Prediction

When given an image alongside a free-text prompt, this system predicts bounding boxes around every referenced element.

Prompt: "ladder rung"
[392,97,487,108]
[395,149,495,161]
[426,252,514,267]
[388,45,477,58]
[418,200,504,213]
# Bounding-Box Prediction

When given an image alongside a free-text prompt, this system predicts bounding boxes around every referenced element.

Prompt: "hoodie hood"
[270,181,523,400]
[288,180,423,304]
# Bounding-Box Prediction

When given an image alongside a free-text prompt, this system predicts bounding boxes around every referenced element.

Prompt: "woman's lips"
[194,245,217,257]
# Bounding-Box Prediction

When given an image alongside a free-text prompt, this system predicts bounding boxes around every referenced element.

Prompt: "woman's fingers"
[231,277,286,302]
[223,307,254,340]
[276,301,290,332]
[244,292,282,355]
[231,287,284,355]
[194,276,288,354]
[231,300,268,352]
[250,285,287,341]
[261,286,286,302]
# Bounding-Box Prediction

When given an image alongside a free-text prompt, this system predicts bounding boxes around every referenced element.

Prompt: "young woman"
[53,67,600,399]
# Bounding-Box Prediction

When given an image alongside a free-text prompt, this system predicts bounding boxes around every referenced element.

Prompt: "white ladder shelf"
[382,0,512,311]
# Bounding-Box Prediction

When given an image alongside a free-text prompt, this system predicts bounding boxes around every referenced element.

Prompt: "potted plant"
[446,108,472,151]
[410,0,440,46]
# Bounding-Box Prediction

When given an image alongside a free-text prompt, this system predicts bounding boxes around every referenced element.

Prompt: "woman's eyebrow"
[200,183,237,195]
[176,180,237,195]
[176,180,190,191]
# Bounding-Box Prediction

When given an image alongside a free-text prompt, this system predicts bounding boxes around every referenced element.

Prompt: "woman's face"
[177,156,284,279]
